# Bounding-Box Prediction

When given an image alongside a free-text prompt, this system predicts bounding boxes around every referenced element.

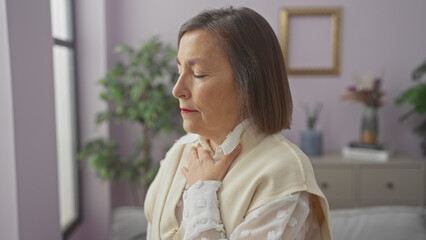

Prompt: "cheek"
[193,87,219,113]
[195,83,239,116]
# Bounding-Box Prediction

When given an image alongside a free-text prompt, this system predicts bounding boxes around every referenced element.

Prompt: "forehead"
[177,30,227,66]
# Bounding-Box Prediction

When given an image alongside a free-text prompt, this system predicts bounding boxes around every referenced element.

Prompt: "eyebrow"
[176,57,205,66]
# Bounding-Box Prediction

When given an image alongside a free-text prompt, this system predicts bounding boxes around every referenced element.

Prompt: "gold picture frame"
[280,8,341,75]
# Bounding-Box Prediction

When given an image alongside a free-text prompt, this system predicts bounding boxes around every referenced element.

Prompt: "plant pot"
[301,129,323,156]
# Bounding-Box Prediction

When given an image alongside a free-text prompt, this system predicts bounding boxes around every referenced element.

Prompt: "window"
[50,0,80,237]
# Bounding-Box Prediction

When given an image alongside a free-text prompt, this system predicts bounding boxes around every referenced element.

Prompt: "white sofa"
[330,206,426,240]
[110,205,426,240]
[110,206,147,240]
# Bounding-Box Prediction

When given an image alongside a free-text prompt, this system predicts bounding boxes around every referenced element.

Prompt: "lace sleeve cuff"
[182,180,226,239]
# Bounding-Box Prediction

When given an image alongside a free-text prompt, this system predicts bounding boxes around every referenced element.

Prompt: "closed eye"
[194,74,207,79]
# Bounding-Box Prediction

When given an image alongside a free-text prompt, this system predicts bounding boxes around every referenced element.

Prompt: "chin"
[184,120,209,137]
[183,121,198,134]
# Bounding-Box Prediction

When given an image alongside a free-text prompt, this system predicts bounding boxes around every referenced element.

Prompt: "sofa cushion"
[330,206,426,240]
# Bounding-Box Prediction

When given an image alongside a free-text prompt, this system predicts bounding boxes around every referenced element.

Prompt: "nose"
[172,73,190,99]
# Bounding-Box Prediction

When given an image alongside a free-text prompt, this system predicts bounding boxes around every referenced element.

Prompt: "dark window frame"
[51,0,82,238]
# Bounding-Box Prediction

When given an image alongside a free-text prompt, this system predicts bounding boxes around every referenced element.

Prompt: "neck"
[201,118,245,152]
[206,138,221,152]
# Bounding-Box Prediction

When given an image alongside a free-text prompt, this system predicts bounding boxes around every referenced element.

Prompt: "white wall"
[0,0,19,239]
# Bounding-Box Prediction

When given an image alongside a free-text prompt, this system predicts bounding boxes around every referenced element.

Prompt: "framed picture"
[280,8,342,75]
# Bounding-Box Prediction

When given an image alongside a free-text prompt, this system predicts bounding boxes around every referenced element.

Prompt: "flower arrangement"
[341,75,384,107]
[341,75,385,145]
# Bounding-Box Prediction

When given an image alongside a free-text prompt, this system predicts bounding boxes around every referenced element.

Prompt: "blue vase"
[301,129,323,156]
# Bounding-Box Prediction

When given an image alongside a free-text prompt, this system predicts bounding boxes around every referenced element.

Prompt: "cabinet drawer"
[314,168,355,207]
[360,167,422,206]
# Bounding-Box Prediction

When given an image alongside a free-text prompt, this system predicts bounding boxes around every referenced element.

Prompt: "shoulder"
[228,132,310,186]
[263,133,307,159]
[229,132,316,197]
[251,133,310,178]
[248,133,323,204]
[221,133,315,216]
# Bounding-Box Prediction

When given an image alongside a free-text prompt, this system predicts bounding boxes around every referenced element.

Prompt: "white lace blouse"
[147,120,321,239]
[177,182,320,240]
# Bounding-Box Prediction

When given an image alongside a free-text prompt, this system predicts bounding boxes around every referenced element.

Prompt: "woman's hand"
[181,143,242,187]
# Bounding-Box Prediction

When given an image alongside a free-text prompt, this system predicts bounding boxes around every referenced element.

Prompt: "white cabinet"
[314,167,356,208]
[311,153,425,209]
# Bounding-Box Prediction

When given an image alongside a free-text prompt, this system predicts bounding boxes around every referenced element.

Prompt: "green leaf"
[95,112,110,124]
[144,167,159,186]
[395,83,426,115]
[130,84,143,101]
[412,58,426,81]
[110,87,124,101]
[99,77,108,85]
[395,87,416,105]
[99,92,108,100]
[115,44,130,54]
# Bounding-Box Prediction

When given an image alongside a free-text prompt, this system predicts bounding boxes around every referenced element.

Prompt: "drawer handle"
[321,182,329,189]
[386,182,394,190]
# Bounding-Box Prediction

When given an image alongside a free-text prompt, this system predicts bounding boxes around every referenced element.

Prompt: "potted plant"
[79,37,183,206]
[396,58,426,157]
[300,103,323,156]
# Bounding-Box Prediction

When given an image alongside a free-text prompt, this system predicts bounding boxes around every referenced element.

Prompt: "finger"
[181,167,189,180]
[217,144,242,169]
[189,146,199,159]
[197,145,213,162]
[187,146,198,167]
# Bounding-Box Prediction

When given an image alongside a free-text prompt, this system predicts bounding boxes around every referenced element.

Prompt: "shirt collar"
[178,119,250,156]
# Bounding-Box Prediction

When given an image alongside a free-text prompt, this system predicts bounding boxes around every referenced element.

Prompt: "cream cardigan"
[144,125,332,240]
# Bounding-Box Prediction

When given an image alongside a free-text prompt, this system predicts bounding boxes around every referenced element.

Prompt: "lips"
[180,108,197,114]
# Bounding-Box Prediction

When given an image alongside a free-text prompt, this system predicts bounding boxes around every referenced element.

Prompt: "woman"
[145,6,332,240]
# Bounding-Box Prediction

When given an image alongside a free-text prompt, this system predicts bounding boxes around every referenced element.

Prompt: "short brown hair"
[178,7,292,134]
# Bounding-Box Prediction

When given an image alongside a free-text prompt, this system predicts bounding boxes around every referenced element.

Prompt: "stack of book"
[342,142,391,162]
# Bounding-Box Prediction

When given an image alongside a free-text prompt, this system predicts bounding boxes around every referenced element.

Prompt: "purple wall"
[67,1,112,240]
[4,1,425,239]
[105,0,426,207]
[71,0,426,237]
[106,0,426,159]
[1,0,61,239]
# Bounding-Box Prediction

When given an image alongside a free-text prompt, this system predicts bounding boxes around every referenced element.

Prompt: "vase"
[301,129,323,156]
[360,105,378,145]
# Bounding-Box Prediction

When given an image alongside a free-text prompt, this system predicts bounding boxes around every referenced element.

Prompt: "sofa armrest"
[110,207,147,240]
